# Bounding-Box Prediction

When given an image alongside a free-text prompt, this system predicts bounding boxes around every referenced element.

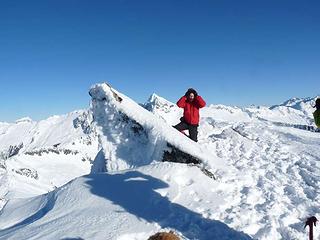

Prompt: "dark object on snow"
[257,117,320,132]
[8,143,24,158]
[314,98,320,108]
[0,143,24,160]
[304,216,318,240]
[200,168,216,180]
[53,143,61,148]
[163,143,201,165]
[25,148,79,156]
[313,98,320,128]
[314,110,320,129]
[148,231,180,240]
[15,168,39,180]
[88,82,123,103]
[120,112,146,136]
[105,83,123,103]
[163,143,216,180]
[111,91,122,103]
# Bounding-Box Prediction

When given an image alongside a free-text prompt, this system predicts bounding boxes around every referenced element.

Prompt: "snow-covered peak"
[15,117,33,124]
[146,93,174,107]
[277,97,313,107]
[1,84,320,240]
[202,104,252,123]
[144,93,176,113]
[148,93,163,102]
[143,93,181,125]
[263,96,318,124]
[0,108,99,203]
[271,96,318,111]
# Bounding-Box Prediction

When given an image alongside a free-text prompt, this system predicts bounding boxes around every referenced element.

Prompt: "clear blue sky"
[1,0,319,122]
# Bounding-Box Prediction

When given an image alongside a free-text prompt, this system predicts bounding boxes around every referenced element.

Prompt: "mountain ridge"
[0,83,319,239]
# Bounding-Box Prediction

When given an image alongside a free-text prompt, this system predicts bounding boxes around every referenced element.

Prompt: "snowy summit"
[0,83,319,240]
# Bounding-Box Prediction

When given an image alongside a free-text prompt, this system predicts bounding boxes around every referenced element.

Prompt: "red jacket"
[177,95,206,125]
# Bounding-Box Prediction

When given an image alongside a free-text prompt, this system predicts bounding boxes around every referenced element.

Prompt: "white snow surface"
[0,110,99,203]
[0,163,251,240]
[0,83,319,240]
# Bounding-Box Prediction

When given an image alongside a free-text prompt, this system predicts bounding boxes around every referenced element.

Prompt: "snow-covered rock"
[89,83,223,174]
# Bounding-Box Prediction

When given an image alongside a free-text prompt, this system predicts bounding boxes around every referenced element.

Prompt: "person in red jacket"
[174,88,206,142]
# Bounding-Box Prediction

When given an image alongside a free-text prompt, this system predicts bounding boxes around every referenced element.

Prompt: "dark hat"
[185,88,198,97]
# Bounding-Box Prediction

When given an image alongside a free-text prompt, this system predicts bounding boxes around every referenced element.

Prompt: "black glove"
[185,88,198,97]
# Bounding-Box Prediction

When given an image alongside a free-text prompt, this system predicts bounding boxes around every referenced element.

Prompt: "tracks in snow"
[199,122,320,239]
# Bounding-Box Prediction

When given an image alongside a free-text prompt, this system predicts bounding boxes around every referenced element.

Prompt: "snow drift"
[0,163,251,240]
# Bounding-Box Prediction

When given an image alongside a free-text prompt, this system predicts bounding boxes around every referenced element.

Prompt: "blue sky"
[0,0,319,122]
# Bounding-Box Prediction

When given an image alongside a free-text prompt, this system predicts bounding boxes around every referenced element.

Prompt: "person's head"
[185,88,198,102]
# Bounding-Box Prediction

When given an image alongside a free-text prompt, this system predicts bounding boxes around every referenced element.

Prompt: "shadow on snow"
[85,171,252,240]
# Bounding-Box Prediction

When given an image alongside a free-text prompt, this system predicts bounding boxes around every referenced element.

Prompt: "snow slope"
[146,94,320,239]
[0,163,251,240]
[0,83,319,240]
[0,110,99,207]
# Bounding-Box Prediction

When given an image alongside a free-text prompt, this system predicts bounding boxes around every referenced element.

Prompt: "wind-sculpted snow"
[0,163,252,240]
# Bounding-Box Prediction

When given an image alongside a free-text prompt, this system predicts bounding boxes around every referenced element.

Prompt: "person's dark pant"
[174,121,198,142]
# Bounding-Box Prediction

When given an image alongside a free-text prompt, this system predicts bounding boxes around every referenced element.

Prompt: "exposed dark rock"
[119,112,146,136]
[81,156,93,163]
[163,144,216,179]
[8,143,24,158]
[89,82,122,103]
[200,168,216,180]
[0,160,6,170]
[53,143,61,148]
[25,148,79,156]
[14,168,39,180]
[0,143,24,160]
[163,143,201,164]
[257,117,320,133]
[73,111,93,134]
